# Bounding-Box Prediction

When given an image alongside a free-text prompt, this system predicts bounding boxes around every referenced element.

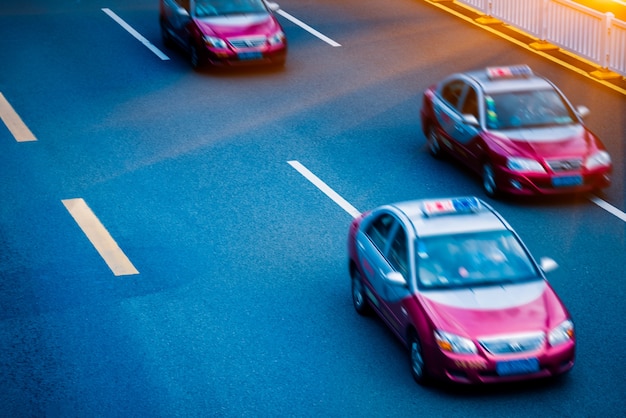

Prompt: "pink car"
[420,65,612,197]
[348,196,575,384]
[160,0,287,68]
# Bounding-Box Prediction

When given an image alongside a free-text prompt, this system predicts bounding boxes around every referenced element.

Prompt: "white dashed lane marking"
[102,8,170,61]
[589,196,626,222]
[288,160,360,218]
[277,9,341,47]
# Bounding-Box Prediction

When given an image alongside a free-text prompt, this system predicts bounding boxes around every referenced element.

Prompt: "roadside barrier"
[447,0,626,79]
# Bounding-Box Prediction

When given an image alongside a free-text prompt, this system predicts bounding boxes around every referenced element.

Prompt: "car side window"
[461,87,479,119]
[365,214,395,254]
[440,80,466,109]
[388,226,409,279]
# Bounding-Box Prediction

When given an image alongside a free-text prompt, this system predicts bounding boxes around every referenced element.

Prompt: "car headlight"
[548,319,574,347]
[203,35,228,49]
[435,330,477,354]
[585,151,611,169]
[507,157,546,173]
[268,31,285,45]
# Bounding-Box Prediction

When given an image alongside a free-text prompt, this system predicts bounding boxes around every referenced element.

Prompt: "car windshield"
[484,89,576,130]
[194,0,267,17]
[416,230,539,289]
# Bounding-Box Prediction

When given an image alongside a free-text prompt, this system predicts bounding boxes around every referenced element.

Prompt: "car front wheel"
[190,44,203,69]
[427,126,444,159]
[409,332,429,385]
[351,268,371,316]
[160,20,174,49]
[482,162,498,197]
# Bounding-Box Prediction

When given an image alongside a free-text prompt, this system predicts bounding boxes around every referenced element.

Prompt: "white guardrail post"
[593,12,615,78]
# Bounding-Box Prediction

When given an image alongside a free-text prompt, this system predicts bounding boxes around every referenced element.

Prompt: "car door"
[355,213,397,315]
[432,79,465,155]
[453,85,483,169]
[356,213,409,334]
[433,79,481,160]
[383,224,412,336]
[162,0,193,45]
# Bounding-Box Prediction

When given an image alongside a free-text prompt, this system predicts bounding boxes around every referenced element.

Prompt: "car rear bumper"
[431,341,575,384]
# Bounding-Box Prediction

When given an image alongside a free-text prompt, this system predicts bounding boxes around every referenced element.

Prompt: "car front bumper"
[430,341,575,384]
[203,45,287,67]
[495,166,612,196]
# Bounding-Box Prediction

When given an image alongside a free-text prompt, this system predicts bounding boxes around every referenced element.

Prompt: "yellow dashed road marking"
[0,92,37,142]
[62,198,139,276]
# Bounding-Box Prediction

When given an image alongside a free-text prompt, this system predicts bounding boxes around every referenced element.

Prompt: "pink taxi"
[348,196,575,384]
[420,65,612,197]
[160,0,287,68]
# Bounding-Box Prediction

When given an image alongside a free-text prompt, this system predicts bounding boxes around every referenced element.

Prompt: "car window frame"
[387,224,409,280]
[439,79,467,110]
[459,84,480,121]
[364,212,397,256]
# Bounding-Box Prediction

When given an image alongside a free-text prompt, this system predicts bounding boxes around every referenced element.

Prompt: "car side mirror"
[385,271,408,287]
[462,114,479,126]
[265,1,280,11]
[539,257,558,273]
[575,105,590,118]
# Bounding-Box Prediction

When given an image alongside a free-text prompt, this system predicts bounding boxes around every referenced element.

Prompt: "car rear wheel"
[482,162,498,197]
[427,127,444,159]
[409,332,429,385]
[351,268,371,316]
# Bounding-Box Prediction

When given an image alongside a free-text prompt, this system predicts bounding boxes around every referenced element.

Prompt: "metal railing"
[454,0,626,78]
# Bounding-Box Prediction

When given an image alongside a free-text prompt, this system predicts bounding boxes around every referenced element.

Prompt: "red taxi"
[348,196,575,384]
[420,65,612,196]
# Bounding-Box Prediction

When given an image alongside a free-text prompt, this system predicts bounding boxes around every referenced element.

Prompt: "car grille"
[478,332,545,355]
[546,158,583,172]
[228,37,267,49]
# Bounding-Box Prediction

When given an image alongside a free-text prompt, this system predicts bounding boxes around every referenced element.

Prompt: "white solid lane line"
[102,8,170,60]
[276,9,341,47]
[288,161,360,218]
[589,196,626,222]
[0,92,36,142]
[62,198,139,276]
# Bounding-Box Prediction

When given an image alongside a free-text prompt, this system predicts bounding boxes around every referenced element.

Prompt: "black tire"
[190,43,204,69]
[160,21,174,49]
[482,162,498,198]
[427,126,444,159]
[409,332,430,385]
[351,267,371,316]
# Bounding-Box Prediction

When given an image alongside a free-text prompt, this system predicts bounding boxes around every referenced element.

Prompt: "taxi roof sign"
[486,65,533,80]
[422,197,482,217]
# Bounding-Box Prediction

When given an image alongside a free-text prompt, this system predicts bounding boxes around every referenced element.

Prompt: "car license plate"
[238,51,262,60]
[552,175,582,187]
[496,358,539,376]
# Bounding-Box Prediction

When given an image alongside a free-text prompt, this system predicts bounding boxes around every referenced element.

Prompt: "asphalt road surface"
[1,0,625,416]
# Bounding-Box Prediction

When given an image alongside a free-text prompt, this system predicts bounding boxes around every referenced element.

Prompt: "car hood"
[420,281,567,336]
[490,124,596,158]
[196,14,277,37]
